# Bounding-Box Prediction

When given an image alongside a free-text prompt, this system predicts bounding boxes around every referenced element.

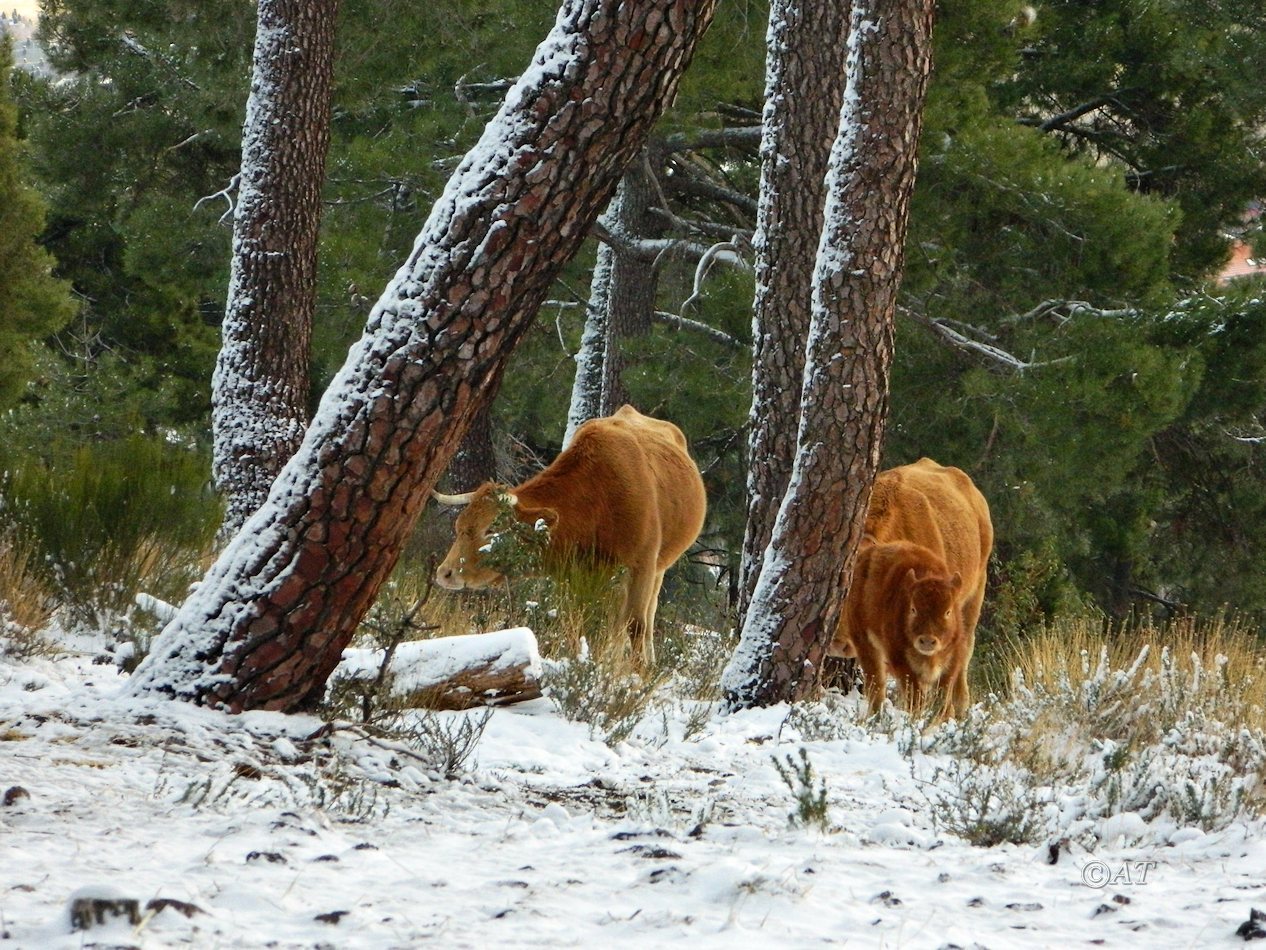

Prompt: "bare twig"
[194,174,240,225]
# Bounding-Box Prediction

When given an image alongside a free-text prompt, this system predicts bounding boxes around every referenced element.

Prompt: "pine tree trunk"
[127,0,719,713]
[598,155,661,415]
[212,0,338,534]
[564,224,613,447]
[443,400,497,491]
[564,154,662,445]
[724,0,936,709]
[736,0,851,631]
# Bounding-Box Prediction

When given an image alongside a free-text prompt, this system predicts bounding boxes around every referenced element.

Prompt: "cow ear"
[903,567,918,589]
[949,571,963,591]
[518,505,559,532]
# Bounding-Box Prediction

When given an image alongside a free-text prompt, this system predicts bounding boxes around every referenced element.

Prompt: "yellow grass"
[0,533,56,638]
[998,612,1266,739]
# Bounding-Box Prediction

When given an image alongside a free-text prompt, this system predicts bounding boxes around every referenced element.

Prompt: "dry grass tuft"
[0,533,57,658]
[1000,612,1266,738]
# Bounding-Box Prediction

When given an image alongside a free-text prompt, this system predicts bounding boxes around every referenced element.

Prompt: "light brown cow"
[829,458,993,721]
[433,405,707,665]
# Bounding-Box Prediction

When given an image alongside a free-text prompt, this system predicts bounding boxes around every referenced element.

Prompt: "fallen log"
[331,627,542,711]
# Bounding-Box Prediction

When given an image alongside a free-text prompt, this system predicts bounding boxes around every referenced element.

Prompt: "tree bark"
[565,153,663,445]
[443,400,497,491]
[564,223,612,447]
[736,0,851,629]
[212,0,339,535]
[724,0,936,709]
[127,0,718,713]
[598,154,662,414]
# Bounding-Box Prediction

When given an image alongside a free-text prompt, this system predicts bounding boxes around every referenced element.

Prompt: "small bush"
[542,647,666,746]
[0,436,220,630]
[772,747,830,831]
[0,532,56,658]
[907,612,1266,847]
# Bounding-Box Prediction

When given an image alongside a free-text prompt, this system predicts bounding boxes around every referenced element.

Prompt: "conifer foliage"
[0,39,74,408]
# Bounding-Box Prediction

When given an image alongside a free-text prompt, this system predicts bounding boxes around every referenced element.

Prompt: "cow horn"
[431,489,476,506]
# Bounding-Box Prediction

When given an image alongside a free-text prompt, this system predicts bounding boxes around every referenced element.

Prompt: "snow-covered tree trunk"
[736,0,851,632]
[564,223,613,447]
[212,0,338,535]
[723,0,936,709]
[564,155,661,445]
[127,0,718,713]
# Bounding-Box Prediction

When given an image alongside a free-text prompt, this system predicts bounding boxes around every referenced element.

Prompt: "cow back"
[513,405,706,571]
[863,458,992,599]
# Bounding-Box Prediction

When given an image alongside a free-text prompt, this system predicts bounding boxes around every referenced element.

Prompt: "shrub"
[772,747,831,831]
[542,646,666,746]
[0,436,220,630]
[0,531,57,658]
[908,612,1266,847]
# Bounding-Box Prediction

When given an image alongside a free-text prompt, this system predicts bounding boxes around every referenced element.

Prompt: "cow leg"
[621,560,659,667]
[945,647,972,719]
[952,583,986,716]
[646,570,666,640]
[854,634,887,716]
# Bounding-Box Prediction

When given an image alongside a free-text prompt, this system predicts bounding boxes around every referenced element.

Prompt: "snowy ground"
[3,639,1266,949]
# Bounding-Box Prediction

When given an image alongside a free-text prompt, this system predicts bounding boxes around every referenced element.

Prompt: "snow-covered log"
[332,628,542,710]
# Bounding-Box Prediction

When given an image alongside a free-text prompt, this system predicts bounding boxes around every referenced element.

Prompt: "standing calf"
[829,458,993,720]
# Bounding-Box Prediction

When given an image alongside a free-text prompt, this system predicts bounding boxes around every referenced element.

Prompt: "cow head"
[902,568,964,657]
[433,484,557,590]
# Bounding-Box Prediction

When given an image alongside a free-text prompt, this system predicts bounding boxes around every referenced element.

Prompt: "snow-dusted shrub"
[919,754,1046,847]
[772,747,831,831]
[657,624,736,701]
[910,615,1266,847]
[542,645,666,746]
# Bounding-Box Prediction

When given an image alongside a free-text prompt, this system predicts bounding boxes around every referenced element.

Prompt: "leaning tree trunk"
[723,0,936,709]
[442,400,497,491]
[736,0,851,631]
[127,0,718,713]
[213,0,339,535]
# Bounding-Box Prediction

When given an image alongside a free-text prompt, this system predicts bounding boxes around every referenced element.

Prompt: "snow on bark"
[723,0,936,709]
[332,627,542,708]
[213,0,338,535]
[736,0,851,629]
[125,0,718,712]
[564,225,614,447]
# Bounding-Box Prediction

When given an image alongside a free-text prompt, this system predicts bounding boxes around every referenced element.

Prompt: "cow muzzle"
[913,635,940,656]
[434,563,466,590]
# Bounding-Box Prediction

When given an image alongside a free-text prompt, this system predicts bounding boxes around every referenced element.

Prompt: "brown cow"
[433,405,707,665]
[829,458,993,721]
